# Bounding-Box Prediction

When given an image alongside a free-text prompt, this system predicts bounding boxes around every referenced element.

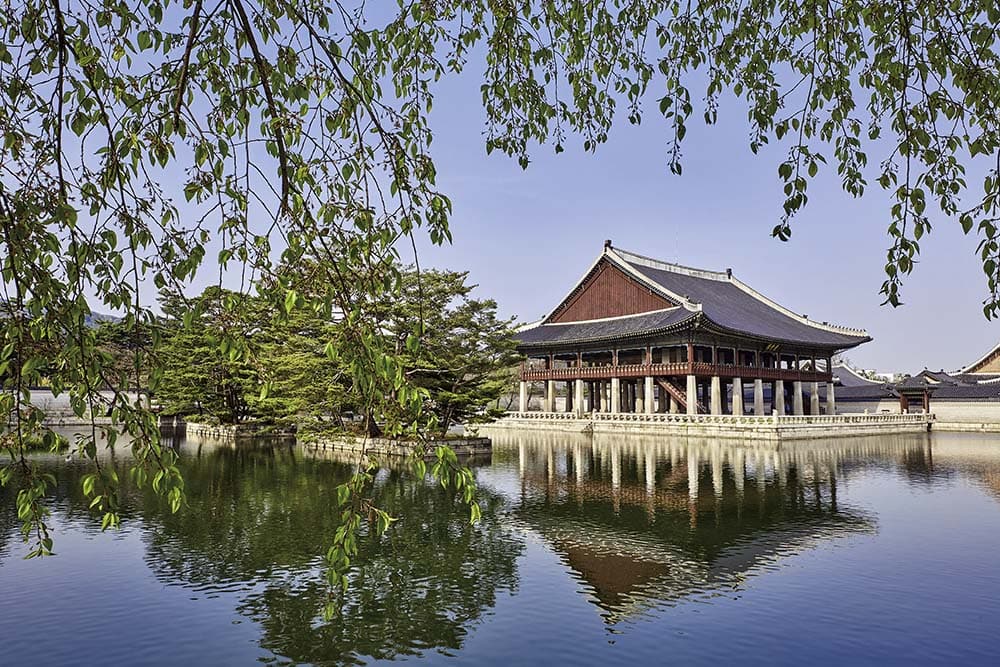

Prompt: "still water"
[3,430,1000,665]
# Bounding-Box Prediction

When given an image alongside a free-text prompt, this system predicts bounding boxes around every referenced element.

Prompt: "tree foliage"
[382,267,519,436]
[156,286,266,423]
[4,0,1000,605]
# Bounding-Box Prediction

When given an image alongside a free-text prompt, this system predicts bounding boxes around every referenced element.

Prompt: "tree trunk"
[365,410,382,438]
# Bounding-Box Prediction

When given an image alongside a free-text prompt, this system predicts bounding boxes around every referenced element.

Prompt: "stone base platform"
[183,420,297,440]
[478,412,933,442]
[305,435,492,458]
[930,421,1000,433]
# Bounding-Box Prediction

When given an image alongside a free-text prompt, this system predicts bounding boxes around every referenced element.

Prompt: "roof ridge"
[957,340,1000,374]
[833,363,884,385]
[610,247,730,281]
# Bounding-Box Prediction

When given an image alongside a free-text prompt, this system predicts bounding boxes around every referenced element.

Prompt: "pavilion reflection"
[493,431,937,623]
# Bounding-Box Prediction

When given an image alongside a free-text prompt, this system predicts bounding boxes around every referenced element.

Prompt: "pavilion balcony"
[520,362,832,383]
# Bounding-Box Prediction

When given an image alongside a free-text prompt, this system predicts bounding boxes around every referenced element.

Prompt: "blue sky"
[407,70,995,374]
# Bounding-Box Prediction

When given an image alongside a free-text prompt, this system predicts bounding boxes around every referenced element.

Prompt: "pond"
[3,429,1000,665]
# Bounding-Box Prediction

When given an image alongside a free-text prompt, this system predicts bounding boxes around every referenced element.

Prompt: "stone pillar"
[575,379,585,417]
[826,382,837,415]
[686,374,698,415]
[732,377,744,416]
[644,376,654,415]
[635,381,644,413]
[611,377,620,414]
[564,381,573,413]
[670,395,679,413]
[710,376,722,415]
[546,380,556,412]
[519,381,527,413]
[753,379,764,416]
[809,381,820,415]
[775,380,786,416]
[792,381,804,415]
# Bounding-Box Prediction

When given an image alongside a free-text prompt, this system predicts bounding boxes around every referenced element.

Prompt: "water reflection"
[5,430,1000,665]
[0,441,523,665]
[491,432,952,624]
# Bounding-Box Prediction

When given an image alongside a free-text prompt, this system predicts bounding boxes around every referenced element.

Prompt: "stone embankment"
[181,420,296,441]
[177,419,491,456]
[305,435,492,458]
[479,411,933,442]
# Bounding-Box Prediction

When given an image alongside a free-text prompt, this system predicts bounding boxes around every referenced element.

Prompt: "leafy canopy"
[3,0,1000,600]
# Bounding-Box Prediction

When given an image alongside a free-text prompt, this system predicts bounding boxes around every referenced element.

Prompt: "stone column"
[644,376,654,415]
[575,379,585,417]
[611,377,621,414]
[792,380,804,415]
[809,381,820,415]
[686,374,698,415]
[635,380,645,413]
[732,377,744,416]
[775,380,786,416]
[826,382,837,415]
[753,379,764,415]
[670,395,679,413]
[519,381,527,413]
[546,380,556,413]
[710,376,722,415]
[564,381,573,413]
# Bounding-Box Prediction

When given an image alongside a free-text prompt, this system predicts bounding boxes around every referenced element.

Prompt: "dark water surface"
[3,430,1000,666]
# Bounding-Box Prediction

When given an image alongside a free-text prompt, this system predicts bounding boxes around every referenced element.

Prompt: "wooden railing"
[521,362,831,383]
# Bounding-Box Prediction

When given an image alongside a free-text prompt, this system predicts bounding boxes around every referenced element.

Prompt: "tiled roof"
[835,384,898,400]
[896,375,936,390]
[515,245,871,350]
[956,373,1000,384]
[618,250,869,348]
[832,364,885,387]
[932,384,1000,400]
[517,308,695,348]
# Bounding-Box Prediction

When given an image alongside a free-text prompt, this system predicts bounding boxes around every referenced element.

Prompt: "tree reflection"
[138,443,523,665]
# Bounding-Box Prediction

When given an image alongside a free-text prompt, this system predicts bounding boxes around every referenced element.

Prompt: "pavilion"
[515,241,871,417]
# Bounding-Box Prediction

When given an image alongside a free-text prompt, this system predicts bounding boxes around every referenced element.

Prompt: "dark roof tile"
[516,308,694,348]
[623,257,868,347]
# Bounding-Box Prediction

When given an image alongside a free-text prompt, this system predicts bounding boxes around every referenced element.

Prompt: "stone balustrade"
[506,411,931,426]
[488,411,934,441]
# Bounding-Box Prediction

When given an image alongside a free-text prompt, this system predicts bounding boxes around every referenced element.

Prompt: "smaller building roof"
[832,364,884,387]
